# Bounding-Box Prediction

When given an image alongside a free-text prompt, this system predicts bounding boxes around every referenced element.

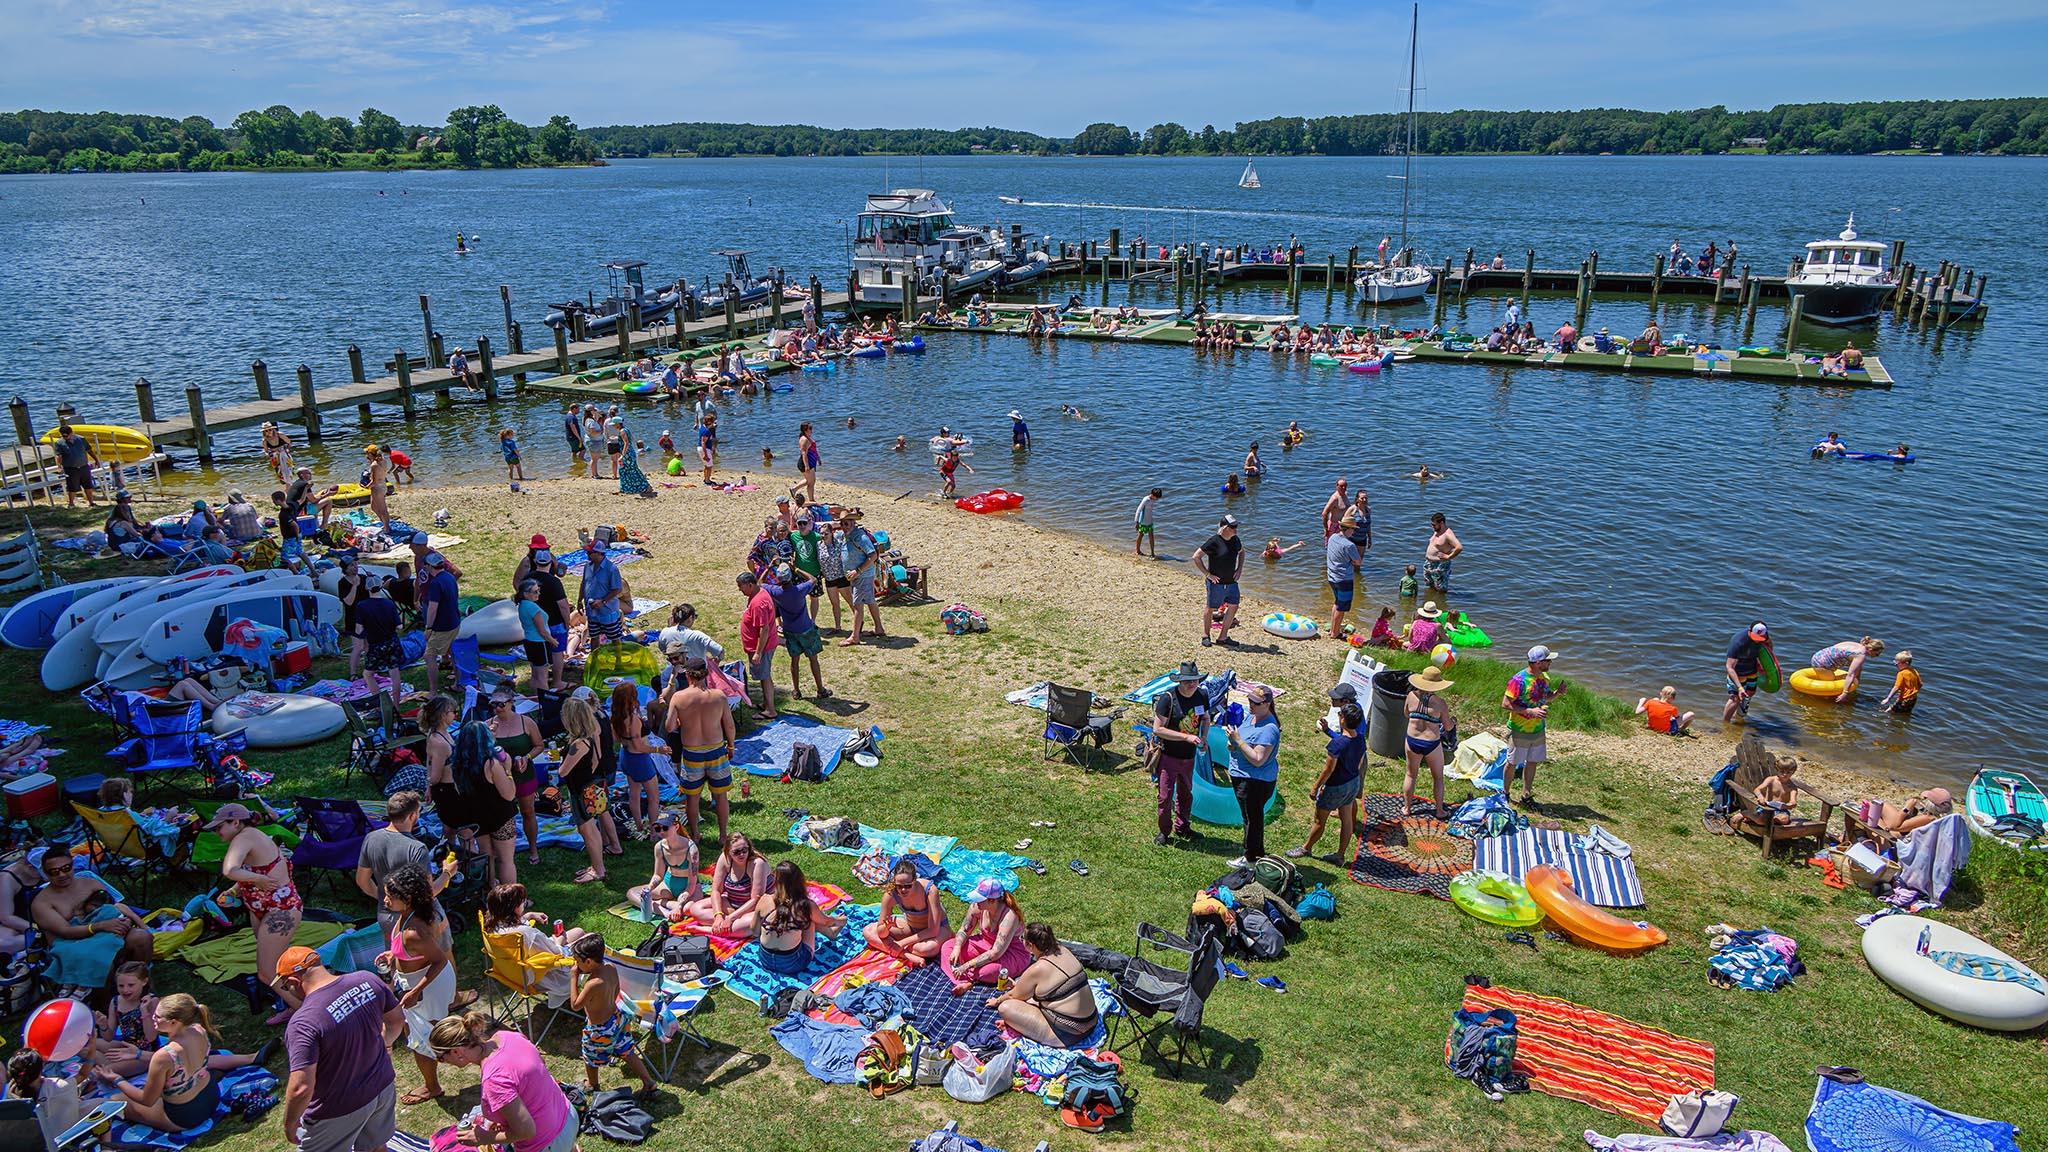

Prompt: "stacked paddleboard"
[32,566,340,691]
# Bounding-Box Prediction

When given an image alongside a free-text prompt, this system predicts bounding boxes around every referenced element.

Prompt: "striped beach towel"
[1471,827,1645,908]
[1452,983,1714,1125]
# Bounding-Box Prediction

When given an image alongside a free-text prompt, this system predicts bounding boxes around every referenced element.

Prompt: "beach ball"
[666,458,682,476]
[24,998,94,1061]
[1430,643,1458,670]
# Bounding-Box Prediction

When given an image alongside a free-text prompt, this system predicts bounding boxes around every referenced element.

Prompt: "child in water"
[499,429,524,484]
[1262,537,1306,560]
[1281,421,1305,448]
[1221,473,1245,496]
[939,448,973,498]
[892,435,907,452]
[1880,651,1921,714]
[1635,686,1696,735]
[388,447,415,483]
[1398,564,1419,599]
[762,446,775,467]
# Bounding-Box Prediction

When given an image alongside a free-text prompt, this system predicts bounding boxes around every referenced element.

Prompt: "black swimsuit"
[1035,955,1099,1045]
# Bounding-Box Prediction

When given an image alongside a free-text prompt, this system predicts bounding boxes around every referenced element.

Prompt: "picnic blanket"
[1807,1074,2018,1152]
[893,962,1003,1045]
[417,809,587,852]
[792,820,959,865]
[1350,793,1472,900]
[737,715,855,778]
[610,881,850,963]
[1004,681,1052,711]
[1472,826,1646,908]
[720,904,879,1004]
[557,543,644,574]
[102,1066,278,1149]
[366,534,461,562]
[175,920,348,984]
[1453,983,1715,1126]
[805,949,915,1026]
[934,848,1030,900]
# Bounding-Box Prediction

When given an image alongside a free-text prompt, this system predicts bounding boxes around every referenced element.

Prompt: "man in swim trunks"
[1195,514,1244,647]
[664,657,735,843]
[1502,646,1566,806]
[1723,621,1769,724]
[1424,512,1461,593]
[1134,488,1162,557]
[1321,478,1349,541]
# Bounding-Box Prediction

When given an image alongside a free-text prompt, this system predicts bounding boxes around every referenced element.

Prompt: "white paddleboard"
[137,587,341,668]
[91,571,257,647]
[95,570,308,656]
[2,576,146,649]
[52,566,238,639]
[100,574,317,689]
[210,692,348,748]
[456,597,525,646]
[1863,913,2048,1031]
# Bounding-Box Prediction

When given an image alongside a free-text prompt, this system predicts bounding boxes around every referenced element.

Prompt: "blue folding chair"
[106,695,224,799]
[291,797,384,897]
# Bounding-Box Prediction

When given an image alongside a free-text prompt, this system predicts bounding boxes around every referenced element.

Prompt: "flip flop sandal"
[1031,820,1058,828]
[1068,859,1089,876]
[1504,931,1537,950]
[1222,962,1250,980]
[1024,859,1048,875]
[1255,976,1287,992]
[1013,838,1033,850]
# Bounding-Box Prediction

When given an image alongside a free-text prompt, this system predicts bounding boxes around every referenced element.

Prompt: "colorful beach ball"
[24,998,94,1061]
[1430,643,1458,670]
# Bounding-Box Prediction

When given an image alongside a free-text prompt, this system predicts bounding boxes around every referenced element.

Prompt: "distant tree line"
[0,105,598,174]
[582,122,1052,157]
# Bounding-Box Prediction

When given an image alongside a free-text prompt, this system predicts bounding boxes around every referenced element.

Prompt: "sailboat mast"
[1398,2,1417,265]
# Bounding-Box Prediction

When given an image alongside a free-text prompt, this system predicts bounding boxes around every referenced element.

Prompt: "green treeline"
[590,98,2047,157]
[0,105,598,174]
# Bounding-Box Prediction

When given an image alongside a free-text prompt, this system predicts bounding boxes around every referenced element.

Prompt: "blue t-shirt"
[768,579,817,634]
[1324,535,1361,585]
[1227,716,1281,783]
[423,570,460,632]
[517,598,549,644]
[1726,632,1764,676]
[841,527,875,575]
[581,555,623,624]
[1323,731,1363,789]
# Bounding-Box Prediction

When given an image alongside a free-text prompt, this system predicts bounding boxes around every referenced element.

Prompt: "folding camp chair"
[449,636,515,697]
[340,701,426,785]
[480,917,577,1043]
[69,803,188,904]
[1042,683,1123,768]
[291,797,383,897]
[106,696,221,799]
[606,946,726,1082]
[1108,922,1224,1077]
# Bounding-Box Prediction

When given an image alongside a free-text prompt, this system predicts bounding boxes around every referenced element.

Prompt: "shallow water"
[1,155,2041,786]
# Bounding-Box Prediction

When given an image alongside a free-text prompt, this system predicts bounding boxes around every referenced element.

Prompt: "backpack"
[851,845,892,888]
[1251,854,1300,901]
[856,1024,924,1098]
[1059,1053,1131,1131]
[1296,883,1336,921]
[1237,909,1285,959]
[579,1085,657,1143]
[785,743,824,782]
[1230,881,1302,939]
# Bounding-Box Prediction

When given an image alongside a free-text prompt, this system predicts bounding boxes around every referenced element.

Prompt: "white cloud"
[59,0,596,69]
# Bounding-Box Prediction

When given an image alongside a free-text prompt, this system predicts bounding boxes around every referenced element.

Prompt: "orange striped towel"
[1449,983,1714,1125]
[806,948,913,1027]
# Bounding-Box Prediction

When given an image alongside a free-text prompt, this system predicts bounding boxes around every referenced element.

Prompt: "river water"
[2,155,2041,787]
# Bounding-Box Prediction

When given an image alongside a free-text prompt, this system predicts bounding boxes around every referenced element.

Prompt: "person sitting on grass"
[568,934,657,1099]
[1635,685,1696,736]
[987,922,1099,1048]
[1292,700,1365,864]
[683,831,770,936]
[754,860,845,976]
[862,858,952,967]
[942,879,1030,995]
[1367,606,1399,648]
[426,1012,581,1152]
[625,812,700,923]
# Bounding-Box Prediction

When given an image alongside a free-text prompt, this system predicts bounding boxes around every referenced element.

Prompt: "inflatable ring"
[622,380,657,394]
[1191,728,1277,826]
[1346,359,1382,374]
[1450,870,1543,927]
[1261,611,1319,641]
[1525,865,1666,950]
[1790,666,1850,699]
[1439,621,1492,648]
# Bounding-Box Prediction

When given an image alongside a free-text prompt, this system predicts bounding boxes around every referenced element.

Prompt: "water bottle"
[640,886,655,922]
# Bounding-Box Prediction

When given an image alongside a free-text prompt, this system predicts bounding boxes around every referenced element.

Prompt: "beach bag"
[942,1042,1016,1103]
[1231,881,1302,938]
[912,1036,955,1088]
[1059,1054,1131,1130]
[786,743,825,782]
[856,1025,922,1098]
[851,845,892,888]
[1660,1090,1739,1138]
[1238,909,1284,960]
[940,603,976,635]
[1296,883,1336,921]
[803,816,863,852]
[1251,854,1300,901]
[580,1087,654,1143]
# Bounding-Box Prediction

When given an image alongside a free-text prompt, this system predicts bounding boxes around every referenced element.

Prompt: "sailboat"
[1356,2,1434,305]
[1238,160,1261,190]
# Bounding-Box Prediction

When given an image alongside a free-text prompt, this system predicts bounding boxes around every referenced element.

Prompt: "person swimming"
[1221,473,1245,496]
[1244,443,1265,478]
[1281,421,1305,448]
[1263,538,1306,560]
[1407,464,1445,482]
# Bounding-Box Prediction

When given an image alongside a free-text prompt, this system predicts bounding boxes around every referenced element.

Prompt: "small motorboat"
[998,195,1024,204]
[687,250,782,320]
[544,259,681,336]
[999,250,1051,287]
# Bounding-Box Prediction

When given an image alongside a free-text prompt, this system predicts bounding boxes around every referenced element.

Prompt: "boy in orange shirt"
[1881,651,1922,715]
[1635,685,1695,735]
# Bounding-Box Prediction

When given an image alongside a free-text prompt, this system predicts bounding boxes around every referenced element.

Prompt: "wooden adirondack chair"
[1726,735,1838,858]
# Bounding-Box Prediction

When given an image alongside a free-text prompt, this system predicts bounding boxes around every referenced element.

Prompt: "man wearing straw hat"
[1503,645,1567,807]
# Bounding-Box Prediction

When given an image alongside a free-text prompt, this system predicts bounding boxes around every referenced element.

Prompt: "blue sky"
[1,0,2041,132]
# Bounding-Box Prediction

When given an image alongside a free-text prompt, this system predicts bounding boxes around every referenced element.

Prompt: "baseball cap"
[1527,645,1560,663]
[1219,514,1240,528]
[204,802,257,828]
[275,945,323,981]
[964,878,1008,903]
[411,531,430,545]
[423,551,445,568]
[568,685,599,704]
[533,549,554,566]
[1749,622,1769,640]
[1326,683,1359,703]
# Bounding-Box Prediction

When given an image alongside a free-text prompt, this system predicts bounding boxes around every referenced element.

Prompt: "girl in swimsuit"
[212,803,302,1023]
[488,691,545,864]
[95,961,160,1076]
[627,812,700,921]
[380,863,455,1105]
[1243,442,1265,478]
[610,682,662,841]
[797,422,820,503]
[988,922,1099,1047]
[754,860,845,976]
[862,859,952,966]
[92,993,220,1132]
[683,832,770,935]
[1403,667,1455,818]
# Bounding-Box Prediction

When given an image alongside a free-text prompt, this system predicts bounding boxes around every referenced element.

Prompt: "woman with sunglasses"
[683,832,769,935]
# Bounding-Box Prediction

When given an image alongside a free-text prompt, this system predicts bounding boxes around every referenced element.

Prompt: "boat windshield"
[858,213,953,245]
[1809,246,1883,269]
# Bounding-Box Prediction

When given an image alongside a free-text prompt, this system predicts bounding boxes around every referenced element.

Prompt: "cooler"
[4,773,60,820]
[271,641,312,677]
[62,773,107,807]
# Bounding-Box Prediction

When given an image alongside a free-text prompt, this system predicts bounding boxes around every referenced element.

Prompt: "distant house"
[414,134,443,149]
[1739,137,1768,148]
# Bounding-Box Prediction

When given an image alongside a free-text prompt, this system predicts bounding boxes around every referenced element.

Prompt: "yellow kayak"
[1789,666,1850,700]
[41,424,155,465]
[331,482,396,507]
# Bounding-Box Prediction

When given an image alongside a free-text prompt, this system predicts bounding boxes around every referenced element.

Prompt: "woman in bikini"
[558,697,619,885]
[610,682,662,841]
[683,832,770,935]
[754,860,845,976]
[91,993,223,1132]
[1402,666,1455,818]
[211,803,302,1024]
[1243,442,1265,479]
[943,878,1030,995]
[626,812,700,922]
[796,422,820,502]
[379,863,455,1105]
[487,690,545,865]
[988,922,1099,1047]
[861,858,952,966]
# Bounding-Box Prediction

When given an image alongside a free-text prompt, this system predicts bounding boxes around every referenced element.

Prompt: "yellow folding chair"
[70,803,180,903]
[479,915,577,1044]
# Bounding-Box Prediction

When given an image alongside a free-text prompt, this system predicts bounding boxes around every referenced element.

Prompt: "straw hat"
[1417,601,1443,621]
[1410,666,1454,692]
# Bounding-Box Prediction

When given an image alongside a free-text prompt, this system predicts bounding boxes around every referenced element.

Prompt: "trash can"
[1367,669,1412,760]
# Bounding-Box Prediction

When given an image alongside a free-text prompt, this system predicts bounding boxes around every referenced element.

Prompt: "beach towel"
[1917,925,2047,993]
[720,904,880,1004]
[556,544,643,575]
[1350,793,1472,900]
[1011,980,1115,1075]
[736,715,854,779]
[366,534,461,562]
[418,809,587,852]
[1447,732,1508,791]
[1805,1074,2018,1152]
[805,949,915,1027]
[791,819,958,864]
[1583,1132,1790,1152]
[934,848,1029,901]
[1004,681,1051,711]
[316,921,388,976]
[1452,983,1715,1126]
[1472,826,1646,908]
[176,920,347,984]
[611,880,849,958]
[102,1066,278,1149]
[625,597,668,621]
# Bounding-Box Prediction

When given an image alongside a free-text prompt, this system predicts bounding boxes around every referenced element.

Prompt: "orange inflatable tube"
[1524,864,1667,951]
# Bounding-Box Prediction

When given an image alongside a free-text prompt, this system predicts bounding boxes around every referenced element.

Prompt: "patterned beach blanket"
[1452,983,1715,1126]
[1472,827,1646,908]
[1806,1074,2019,1152]
[1350,793,1472,900]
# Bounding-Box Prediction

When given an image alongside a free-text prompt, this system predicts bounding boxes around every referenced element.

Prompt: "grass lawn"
[4,499,2044,1152]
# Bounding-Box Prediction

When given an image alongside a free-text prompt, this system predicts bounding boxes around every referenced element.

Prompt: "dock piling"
[1434,258,1452,324]
[133,378,155,425]
[1935,283,1952,328]
[252,359,272,402]
[9,397,32,446]
[725,291,741,339]
[296,365,322,442]
[477,335,497,401]
[1522,249,1535,304]
[616,313,632,364]
[184,385,211,460]
[1785,294,1805,350]
[1346,245,1358,282]
[394,352,415,418]
[1323,255,1335,304]
[1713,261,1728,306]
[499,285,513,349]
[347,345,366,385]
[418,295,434,360]
[1650,254,1666,313]
[428,331,445,369]
[553,326,570,374]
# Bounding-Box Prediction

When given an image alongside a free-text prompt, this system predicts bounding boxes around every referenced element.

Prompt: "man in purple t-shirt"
[278,946,404,1152]
[766,562,828,700]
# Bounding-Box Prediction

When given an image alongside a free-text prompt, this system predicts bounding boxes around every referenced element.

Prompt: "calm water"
[2,155,2042,786]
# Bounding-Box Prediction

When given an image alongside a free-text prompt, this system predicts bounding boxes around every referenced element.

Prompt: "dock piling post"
[1650,253,1665,313]
[809,275,823,331]
[252,359,272,402]
[1893,262,1915,313]
[616,314,632,364]
[1889,239,1906,279]
[1522,249,1534,305]
[394,352,415,418]
[1324,255,1335,303]
[133,378,156,425]
[1714,260,1729,305]
[1460,247,1473,301]
[771,277,785,331]
[184,385,212,460]
[499,285,514,348]
[9,397,33,446]
[553,326,570,374]
[1434,258,1452,324]
[1785,294,1805,350]
[627,301,643,344]
[1743,275,1760,336]
[296,365,322,442]
[1914,276,1932,325]
[724,291,740,341]
[478,335,497,401]
[509,322,527,387]
[1346,245,1358,282]
[348,345,366,385]
[1935,283,1952,328]
[429,330,445,369]
[419,295,434,359]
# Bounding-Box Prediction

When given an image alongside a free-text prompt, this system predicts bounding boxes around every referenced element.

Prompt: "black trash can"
[1367,668,1412,760]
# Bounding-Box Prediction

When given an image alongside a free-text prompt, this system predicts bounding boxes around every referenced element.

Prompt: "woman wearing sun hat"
[1403,665,1456,818]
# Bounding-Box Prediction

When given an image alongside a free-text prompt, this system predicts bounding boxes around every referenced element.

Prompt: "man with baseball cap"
[278,945,403,1152]
[579,533,626,648]
[1724,621,1771,724]
[1503,645,1567,806]
[420,550,460,697]
[1195,514,1244,646]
